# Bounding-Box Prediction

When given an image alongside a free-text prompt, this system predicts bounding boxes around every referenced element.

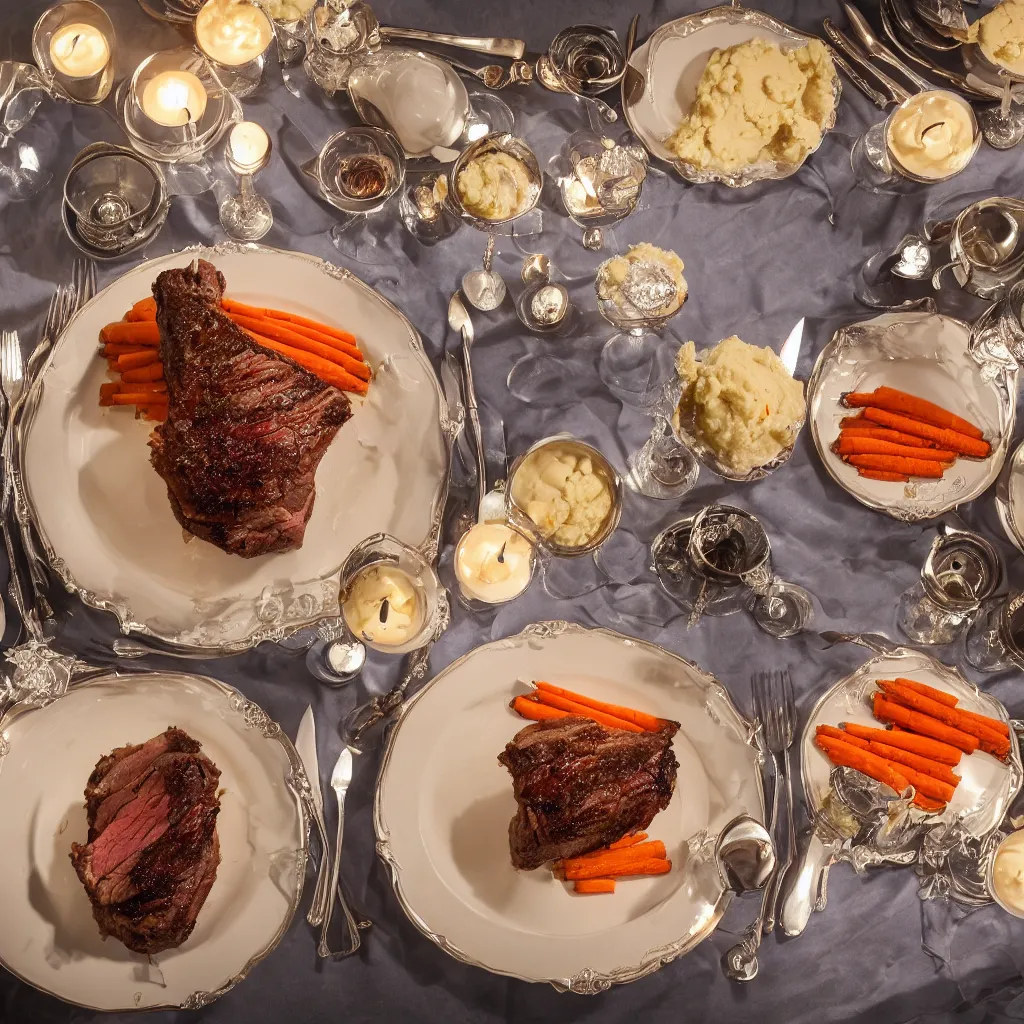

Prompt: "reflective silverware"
[763,670,797,932]
[318,746,366,958]
[886,0,961,52]
[296,706,333,929]
[828,46,890,108]
[448,293,487,519]
[722,674,783,982]
[379,25,524,60]
[843,2,936,92]
[715,815,776,895]
[438,53,532,89]
[823,19,909,104]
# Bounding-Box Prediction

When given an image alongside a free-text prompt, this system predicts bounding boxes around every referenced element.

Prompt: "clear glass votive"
[32,0,116,104]
[194,0,274,98]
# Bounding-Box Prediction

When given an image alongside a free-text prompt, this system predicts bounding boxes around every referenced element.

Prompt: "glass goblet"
[0,62,59,201]
[965,593,1024,673]
[219,120,273,240]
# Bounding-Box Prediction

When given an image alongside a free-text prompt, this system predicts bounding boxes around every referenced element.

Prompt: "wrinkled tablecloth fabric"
[2,1,1024,1021]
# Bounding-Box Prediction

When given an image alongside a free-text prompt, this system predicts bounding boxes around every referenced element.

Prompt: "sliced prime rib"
[149,259,351,558]
[70,727,222,954]
[498,716,679,870]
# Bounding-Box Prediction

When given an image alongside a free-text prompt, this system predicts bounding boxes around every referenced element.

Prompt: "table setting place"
[8,0,1024,1022]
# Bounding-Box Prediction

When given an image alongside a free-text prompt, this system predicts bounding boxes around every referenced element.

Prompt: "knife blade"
[295,706,332,927]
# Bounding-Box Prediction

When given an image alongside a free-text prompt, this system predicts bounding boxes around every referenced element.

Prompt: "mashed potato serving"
[457,151,534,221]
[970,0,1024,75]
[667,37,836,174]
[675,336,805,475]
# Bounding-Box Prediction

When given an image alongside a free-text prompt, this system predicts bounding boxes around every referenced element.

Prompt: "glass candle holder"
[453,521,536,606]
[194,0,274,98]
[339,533,443,655]
[303,0,379,94]
[32,0,116,104]
[966,592,1024,673]
[219,120,273,240]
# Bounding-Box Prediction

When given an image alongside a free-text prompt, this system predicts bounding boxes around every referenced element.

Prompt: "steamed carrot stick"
[839,421,942,448]
[100,321,161,345]
[877,681,1009,757]
[111,393,167,405]
[574,879,616,894]
[866,740,960,788]
[122,380,166,394]
[511,695,567,723]
[243,331,369,396]
[892,679,958,708]
[817,724,868,747]
[99,382,120,406]
[563,841,667,871]
[882,760,955,803]
[857,469,909,482]
[952,705,1012,740]
[834,437,957,463]
[532,681,674,733]
[525,692,645,733]
[126,297,158,322]
[232,312,365,362]
[860,408,991,458]
[609,833,648,850]
[873,695,979,754]
[841,722,962,765]
[565,858,671,881]
[102,343,151,358]
[815,734,909,793]
[914,794,946,813]
[121,364,165,384]
[843,387,984,441]
[222,297,359,347]
[116,350,159,372]
[231,314,370,381]
[845,454,946,479]
[141,405,167,422]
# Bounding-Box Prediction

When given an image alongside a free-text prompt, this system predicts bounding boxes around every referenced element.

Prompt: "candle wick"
[70,33,82,55]
[497,542,507,564]
[379,598,390,624]
[184,105,193,124]
[922,121,945,137]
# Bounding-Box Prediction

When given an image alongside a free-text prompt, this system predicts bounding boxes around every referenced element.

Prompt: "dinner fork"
[762,670,797,934]
[722,671,785,982]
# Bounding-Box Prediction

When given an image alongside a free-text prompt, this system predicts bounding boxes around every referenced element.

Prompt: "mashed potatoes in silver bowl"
[671,335,806,481]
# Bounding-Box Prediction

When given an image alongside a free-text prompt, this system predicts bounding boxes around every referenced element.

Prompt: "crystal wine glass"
[0,62,59,201]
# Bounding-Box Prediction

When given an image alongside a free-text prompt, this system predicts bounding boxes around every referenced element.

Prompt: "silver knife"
[827,45,890,109]
[823,19,909,104]
[843,3,936,93]
[318,747,366,958]
[295,706,332,928]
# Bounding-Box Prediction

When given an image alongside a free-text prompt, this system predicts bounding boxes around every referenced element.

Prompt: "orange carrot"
[845,454,947,479]
[892,678,958,708]
[525,692,645,733]
[574,879,616,894]
[141,405,167,422]
[126,297,158,322]
[880,760,955,804]
[231,315,371,381]
[533,681,676,734]
[817,724,868,748]
[99,382,120,406]
[866,741,960,787]
[511,695,567,723]
[860,408,991,458]
[563,841,667,871]
[914,794,946,813]
[116,350,159,372]
[243,331,369,396]
[222,297,359,347]
[841,722,962,765]
[843,387,984,441]
[877,681,1009,758]
[834,437,957,463]
[111,393,167,406]
[122,380,166,394]
[951,705,1012,740]
[100,321,161,346]
[564,858,671,881]
[609,833,648,850]
[873,695,979,754]
[839,421,942,448]
[102,343,151,357]
[857,469,909,482]
[121,363,164,384]
[815,734,909,793]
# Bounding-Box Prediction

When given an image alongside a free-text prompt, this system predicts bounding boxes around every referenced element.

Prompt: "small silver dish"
[505,434,622,558]
[986,831,1024,919]
[448,131,542,228]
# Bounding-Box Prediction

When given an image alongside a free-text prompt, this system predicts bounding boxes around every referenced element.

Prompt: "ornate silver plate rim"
[622,4,842,188]
[15,241,454,655]
[0,661,310,1012]
[373,619,765,993]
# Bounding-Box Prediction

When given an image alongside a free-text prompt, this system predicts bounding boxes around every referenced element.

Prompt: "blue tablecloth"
[3,1,1024,1021]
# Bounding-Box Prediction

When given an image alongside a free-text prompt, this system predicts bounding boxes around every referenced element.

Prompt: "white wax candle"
[195,0,274,66]
[342,565,423,647]
[455,523,534,604]
[140,70,208,127]
[228,121,269,170]
[50,22,109,78]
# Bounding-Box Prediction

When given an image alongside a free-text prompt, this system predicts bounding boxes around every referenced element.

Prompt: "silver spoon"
[844,2,937,92]
[417,50,533,90]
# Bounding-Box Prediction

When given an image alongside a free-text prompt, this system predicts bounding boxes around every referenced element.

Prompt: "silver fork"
[722,672,784,982]
[762,670,797,933]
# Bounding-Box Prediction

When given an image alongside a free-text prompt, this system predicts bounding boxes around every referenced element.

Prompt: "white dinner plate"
[807,311,1016,522]
[20,243,449,651]
[623,5,840,187]
[0,671,307,1011]
[803,648,1021,839]
[375,621,764,992]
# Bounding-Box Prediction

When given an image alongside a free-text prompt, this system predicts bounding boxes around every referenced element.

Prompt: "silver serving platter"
[14,242,456,655]
[622,4,842,188]
[0,657,309,1011]
[807,311,1016,522]
[374,620,766,992]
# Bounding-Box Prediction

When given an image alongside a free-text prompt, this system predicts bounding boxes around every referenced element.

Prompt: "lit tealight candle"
[455,523,534,604]
[342,564,424,647]
[227,121,270,172]
[195,0,274,67]
[49,22,110,79]
[140,70,208,127]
